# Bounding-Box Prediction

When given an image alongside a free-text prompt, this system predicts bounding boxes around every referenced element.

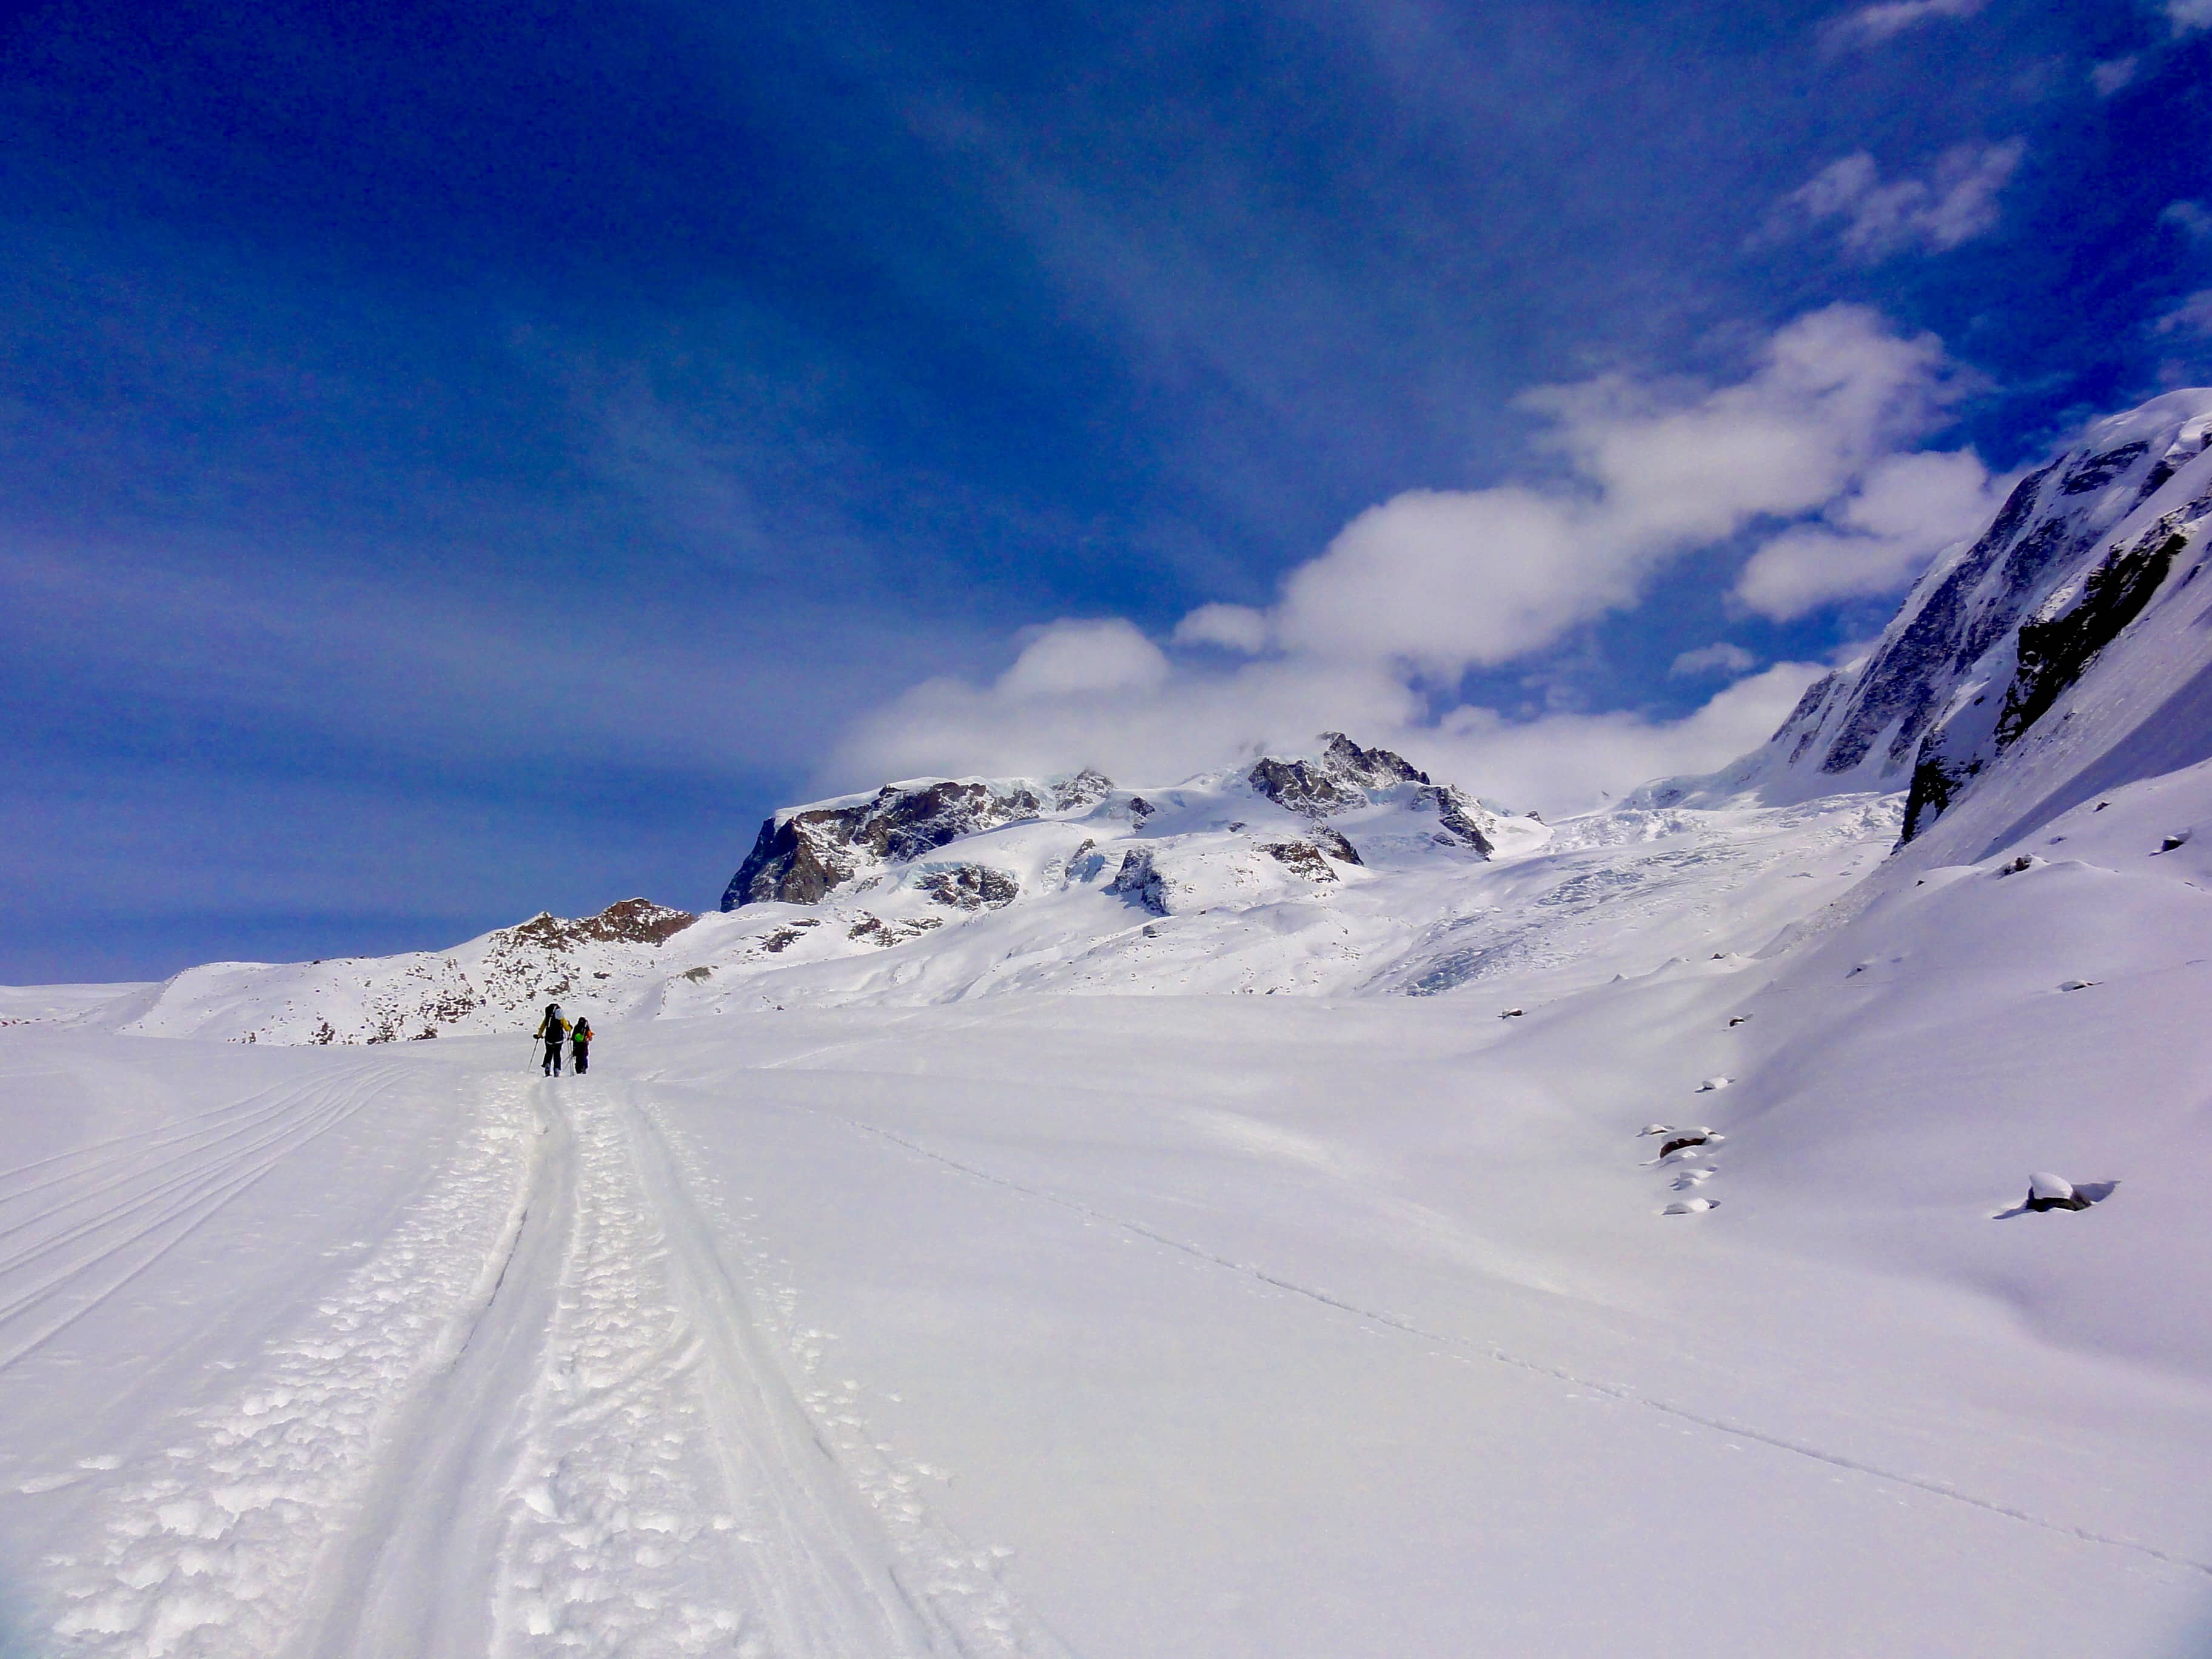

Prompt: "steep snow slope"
[1658,389,2212,834]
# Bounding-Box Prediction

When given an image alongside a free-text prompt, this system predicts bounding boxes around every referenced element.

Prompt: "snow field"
[6,749,2212,1652]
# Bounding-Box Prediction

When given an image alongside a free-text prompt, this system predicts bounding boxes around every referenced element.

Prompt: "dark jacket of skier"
[569,1017,592,1075]
[535,1004,569,1074]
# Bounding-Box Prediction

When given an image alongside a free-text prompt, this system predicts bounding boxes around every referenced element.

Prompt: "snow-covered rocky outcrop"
[1652,390,2212,850]
[112,898,699,1045]
[720,733,1497,911]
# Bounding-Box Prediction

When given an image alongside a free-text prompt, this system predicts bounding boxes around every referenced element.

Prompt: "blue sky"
[3,0,2208,981]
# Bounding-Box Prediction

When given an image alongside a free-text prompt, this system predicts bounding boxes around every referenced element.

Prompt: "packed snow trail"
[4,1045,1070,1659]
[6,979,2212,1657]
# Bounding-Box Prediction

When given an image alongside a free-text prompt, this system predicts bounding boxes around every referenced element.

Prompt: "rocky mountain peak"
[501,898,698,950]
[1246,732,1432,818]
[723,770,1124,909]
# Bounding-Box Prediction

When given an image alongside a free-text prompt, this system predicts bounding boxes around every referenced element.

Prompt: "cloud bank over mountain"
[833,306,2001,811]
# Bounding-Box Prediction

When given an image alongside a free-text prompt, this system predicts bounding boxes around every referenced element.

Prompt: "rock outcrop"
[723,777,1068,908]
[916,864,1020,910]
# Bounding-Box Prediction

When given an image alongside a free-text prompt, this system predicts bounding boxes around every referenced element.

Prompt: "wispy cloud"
[1669,643,1758,679]
[2091,56,2140,96]
[1768,141,2025,260]
[1733,448,2011,620]
[1822,0,1986,50]
[2153,290,2212,337]
[2171,0,2212,32]
[2162,200,2212,241]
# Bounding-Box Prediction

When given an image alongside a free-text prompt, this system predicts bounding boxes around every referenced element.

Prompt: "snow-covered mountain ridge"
[13,735,1904,1043]
[1655,389,2212,850]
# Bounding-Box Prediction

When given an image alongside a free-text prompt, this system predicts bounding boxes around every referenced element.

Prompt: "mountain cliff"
[1657,391,2212,846]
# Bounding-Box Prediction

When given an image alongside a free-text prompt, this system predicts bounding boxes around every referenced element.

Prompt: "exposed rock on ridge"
[722,734,1495,912]
[1646,390,2212,848]
[725,773,1111,908]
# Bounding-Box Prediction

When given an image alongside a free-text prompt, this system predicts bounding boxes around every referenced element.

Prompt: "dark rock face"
[917,864,1020,910]
[1247,757,1364,817]
[1249,732,1435,819]
[1413,785,1494,856]
[1318,732,1429,788]
[722,813,851,907]
[1310,825,1363,865]
[1258,840,1339,881]
[846,912,946,947]
[724,779,1053,907]
[1051,769,1115,811]
[1997,530,2185,746]
[501,899,697,950]
[2059,441,2148,495]
[1107,849,1170,915]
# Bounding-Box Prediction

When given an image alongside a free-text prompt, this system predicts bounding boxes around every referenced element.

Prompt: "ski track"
[40,1069,540,1657]
[814,1108,2212,1586]
[33,1063,1074,1659]
[0,1065,409,1372]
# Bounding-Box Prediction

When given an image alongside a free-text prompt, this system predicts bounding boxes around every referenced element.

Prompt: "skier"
[534,1002,569,1076]
[570,1016,593,1076]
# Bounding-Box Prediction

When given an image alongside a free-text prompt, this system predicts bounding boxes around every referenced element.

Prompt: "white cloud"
[1670,642,1758,679]
[836,643,1826,818]
[1170,602,1270,652]
[830,307,1973,811]
[1734,448,2009,620]
[994,618,1170,698]
[834,639,1418,790]
[1420,665,1830,811]
[1269,305,1957,675]
[2091,56,2139,96]
[2164,201,2212,241]
[1823,0,1986,49]
[1773,141,2025,260]
[2154,290,2212,338]
[2171,0,2212,32]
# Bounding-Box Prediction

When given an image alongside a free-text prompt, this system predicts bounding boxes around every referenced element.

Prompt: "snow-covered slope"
[42,737,1911,1044]
[1652,389,2212,846]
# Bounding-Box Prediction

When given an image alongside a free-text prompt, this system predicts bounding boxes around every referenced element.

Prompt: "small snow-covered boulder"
[1658,1134,1710,1159]
[1663,1198,1717,1215]
[1695,1076,1732,1093]
[2025,1171,2093,1213]
[1638,1123,1674,1137]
